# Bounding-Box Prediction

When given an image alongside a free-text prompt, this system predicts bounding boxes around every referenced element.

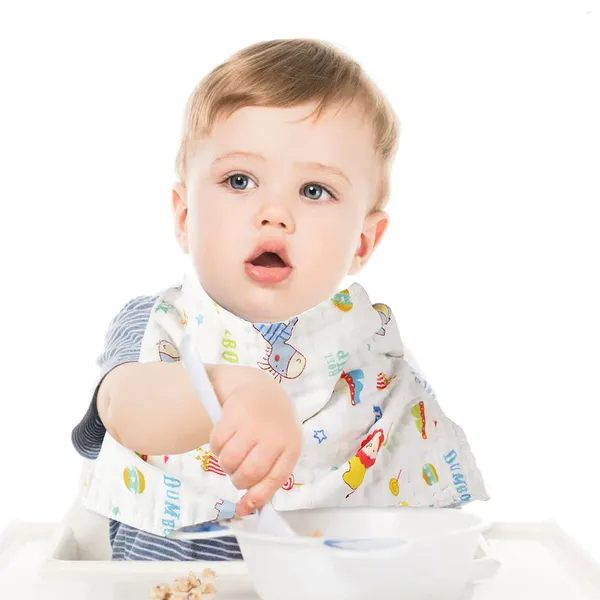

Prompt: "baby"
[72,39,488,562]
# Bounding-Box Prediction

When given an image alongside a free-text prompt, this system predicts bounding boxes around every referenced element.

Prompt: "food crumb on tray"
[151,569,217,599]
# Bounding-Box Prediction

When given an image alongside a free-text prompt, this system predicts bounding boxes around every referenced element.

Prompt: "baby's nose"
[260,217,286,229]
[255,204,295,233]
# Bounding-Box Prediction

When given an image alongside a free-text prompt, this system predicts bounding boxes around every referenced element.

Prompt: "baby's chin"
[215,280,327,324]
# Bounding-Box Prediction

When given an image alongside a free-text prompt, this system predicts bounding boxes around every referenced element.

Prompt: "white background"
[1,0,599,561]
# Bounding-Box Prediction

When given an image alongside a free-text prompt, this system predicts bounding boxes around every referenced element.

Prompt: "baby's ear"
[172,182,189,253]
[348,211,389,275]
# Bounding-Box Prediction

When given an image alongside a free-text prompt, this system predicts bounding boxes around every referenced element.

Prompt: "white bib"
[82,274,488,537]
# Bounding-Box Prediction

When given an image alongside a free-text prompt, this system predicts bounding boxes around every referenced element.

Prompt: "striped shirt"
[71,295,243,561]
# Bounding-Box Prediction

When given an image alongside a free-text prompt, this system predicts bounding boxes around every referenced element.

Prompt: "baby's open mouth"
[245,242,292,284]
[250,252,288,268]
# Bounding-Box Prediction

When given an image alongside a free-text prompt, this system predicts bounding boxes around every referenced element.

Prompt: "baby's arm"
[97,360,235,455]
[101,357,303,513]
[72,295,233,458]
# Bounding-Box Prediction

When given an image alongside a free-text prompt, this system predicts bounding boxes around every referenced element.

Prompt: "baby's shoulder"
[102,295,159,333]
[105,284,183,331]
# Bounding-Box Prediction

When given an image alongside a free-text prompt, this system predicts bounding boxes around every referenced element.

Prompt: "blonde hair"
[176,39,400,208]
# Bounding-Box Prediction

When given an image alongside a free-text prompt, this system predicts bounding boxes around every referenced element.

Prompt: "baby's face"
[174,102,387,322]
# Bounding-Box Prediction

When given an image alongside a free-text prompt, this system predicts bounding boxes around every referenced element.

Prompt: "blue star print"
[313,430,327,444]
[195,314,204,325]
[373,405,383,423]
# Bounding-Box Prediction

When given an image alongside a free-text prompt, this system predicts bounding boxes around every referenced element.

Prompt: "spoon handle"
[168,520,236,541]
[181,335,223,424]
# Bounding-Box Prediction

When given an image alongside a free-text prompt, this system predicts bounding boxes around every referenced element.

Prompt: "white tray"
[0,520,599,599]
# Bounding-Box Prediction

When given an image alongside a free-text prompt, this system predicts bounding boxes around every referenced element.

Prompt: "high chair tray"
[0,520,599,599]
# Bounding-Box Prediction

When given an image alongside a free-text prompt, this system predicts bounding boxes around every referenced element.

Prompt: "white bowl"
[230,507,493,600]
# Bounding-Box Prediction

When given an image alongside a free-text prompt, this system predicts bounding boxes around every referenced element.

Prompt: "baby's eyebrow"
[213,151,266,164]
[302,162,351,186]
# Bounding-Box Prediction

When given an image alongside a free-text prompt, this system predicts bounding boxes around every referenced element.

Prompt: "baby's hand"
[209,367,302,516]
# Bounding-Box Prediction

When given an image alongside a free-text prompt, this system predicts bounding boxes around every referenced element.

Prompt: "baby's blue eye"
[228,174,256,190]
[302,184,332,201]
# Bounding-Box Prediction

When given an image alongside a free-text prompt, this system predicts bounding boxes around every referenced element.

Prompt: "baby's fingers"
[218,434,256,476]
[209,421,236,456]
[230,444,276,491]
[237,451,295,516]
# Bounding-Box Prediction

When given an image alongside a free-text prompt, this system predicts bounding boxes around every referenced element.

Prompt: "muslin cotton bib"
[82,274,488,537]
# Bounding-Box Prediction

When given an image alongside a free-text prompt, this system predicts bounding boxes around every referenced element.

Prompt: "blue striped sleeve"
[110,522,242,561]
[71,295,157,459]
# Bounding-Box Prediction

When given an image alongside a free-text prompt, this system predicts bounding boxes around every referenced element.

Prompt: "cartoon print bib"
[82,273,488,537]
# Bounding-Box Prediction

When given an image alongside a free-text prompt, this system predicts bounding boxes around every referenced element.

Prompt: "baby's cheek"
[334,221,363,267]
[302,232,355,283]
